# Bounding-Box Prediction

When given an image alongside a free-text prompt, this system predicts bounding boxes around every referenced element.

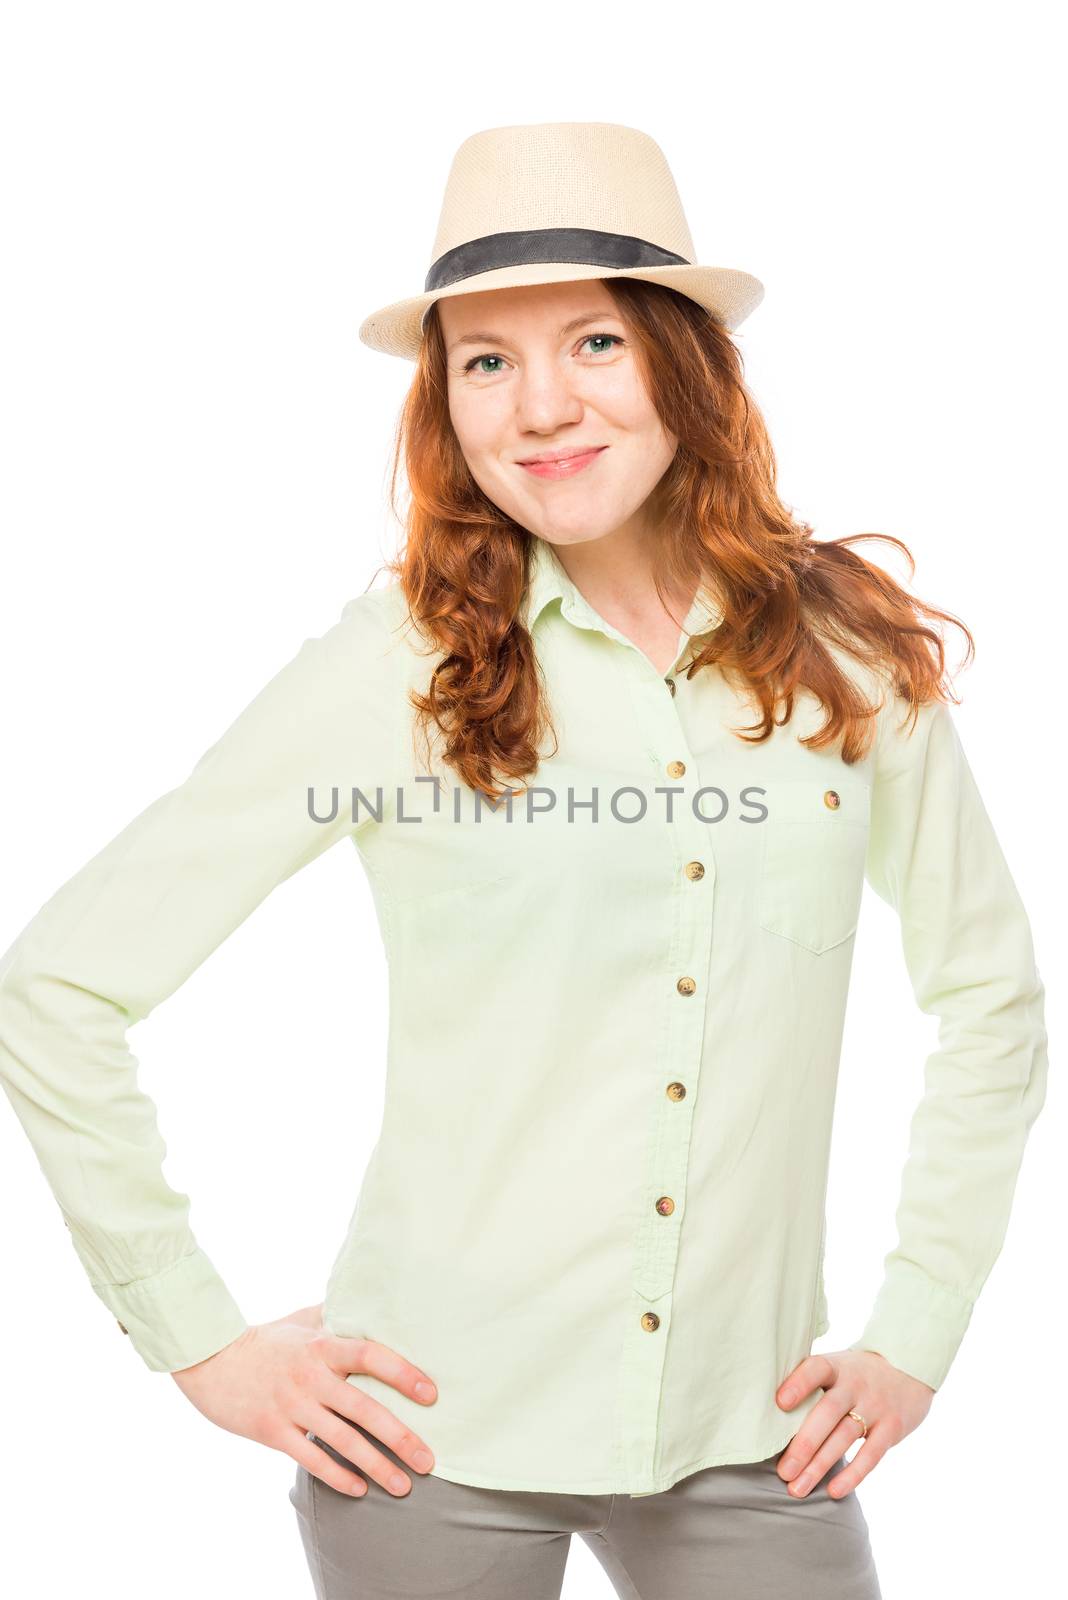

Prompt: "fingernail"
[390,1473,409,1494]
[780,1388,795,1404]
[413,1449,434,1471]
[415,1380,436,1400]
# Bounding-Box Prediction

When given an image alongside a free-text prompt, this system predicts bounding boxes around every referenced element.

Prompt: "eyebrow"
[446,311,625,356]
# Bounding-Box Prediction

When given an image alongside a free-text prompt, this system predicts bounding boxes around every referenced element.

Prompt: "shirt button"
[676,976,697,996]
[666,1081,687,1100]
[665,676,677,696]
[823,789,841,809]
[655,1196,676,1215]
[684,860,705,880]
[641,1312,661,1332]
[666,760,686,778]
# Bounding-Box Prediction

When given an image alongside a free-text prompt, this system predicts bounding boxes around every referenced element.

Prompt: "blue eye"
[461,333,624,375]
[580,334,622,356]
[464,354,506,375]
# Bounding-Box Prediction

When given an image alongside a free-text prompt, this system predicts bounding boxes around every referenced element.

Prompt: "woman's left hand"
[774,1348,935,1498]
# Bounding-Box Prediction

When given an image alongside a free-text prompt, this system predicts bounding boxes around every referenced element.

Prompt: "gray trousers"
[290,1419,882,1598]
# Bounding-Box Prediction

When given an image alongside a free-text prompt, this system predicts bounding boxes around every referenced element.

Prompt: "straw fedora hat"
[357,121,764,361]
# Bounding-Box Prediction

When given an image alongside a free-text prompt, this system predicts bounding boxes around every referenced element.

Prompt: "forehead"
[436,279,621,338]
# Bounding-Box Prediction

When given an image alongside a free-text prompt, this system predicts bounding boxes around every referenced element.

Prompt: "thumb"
[288,1302,325,1330]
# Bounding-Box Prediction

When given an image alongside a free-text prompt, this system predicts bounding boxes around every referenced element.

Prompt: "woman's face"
[436,279,678,548]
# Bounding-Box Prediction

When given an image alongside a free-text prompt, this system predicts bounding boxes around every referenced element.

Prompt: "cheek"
[625,408,677,478]
[597,386,676,465]
[449,393,512,468]
[587,372,670,444]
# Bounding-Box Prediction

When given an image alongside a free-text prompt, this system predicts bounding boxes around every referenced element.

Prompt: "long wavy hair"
[375,277,973,800]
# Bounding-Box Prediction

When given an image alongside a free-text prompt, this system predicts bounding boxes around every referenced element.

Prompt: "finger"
[777,1387,854,1479]
[323,1335,438,1405]
[287,1425,368,1497]
[307,1408,416,1497]
[321,1375,436,1475]
[786,1413,866,1498]
[825,1422,893,1498]
[776,1353,837,1408]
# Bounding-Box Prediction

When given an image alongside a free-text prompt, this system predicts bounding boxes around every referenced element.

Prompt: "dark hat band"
[424,226,690,292]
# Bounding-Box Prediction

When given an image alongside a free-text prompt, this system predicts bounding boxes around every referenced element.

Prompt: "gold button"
[641,1312,661,1332]
[676,976,696,996]
[666,760,686,778]
[117,1320,128,1335]
[684,861,704,880]
[665,676,677,696]
[666,1081,687,1100]
[655,1196,675,1216]
[823,789,841,809]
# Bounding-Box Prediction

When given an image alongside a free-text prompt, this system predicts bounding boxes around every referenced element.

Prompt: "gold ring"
[847,1408,869,1438]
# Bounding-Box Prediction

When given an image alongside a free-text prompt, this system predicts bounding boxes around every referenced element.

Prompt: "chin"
[531,503,627,544]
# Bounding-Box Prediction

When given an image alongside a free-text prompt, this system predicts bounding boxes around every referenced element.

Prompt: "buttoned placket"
[557,593,715,1494]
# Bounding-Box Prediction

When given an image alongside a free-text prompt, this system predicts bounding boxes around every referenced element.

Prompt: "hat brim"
[357,261,764,360]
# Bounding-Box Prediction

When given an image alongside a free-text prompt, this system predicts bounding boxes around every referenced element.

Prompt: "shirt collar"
[521,535,724,641]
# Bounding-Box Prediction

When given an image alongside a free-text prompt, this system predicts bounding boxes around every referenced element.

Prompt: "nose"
[513,352,584,436]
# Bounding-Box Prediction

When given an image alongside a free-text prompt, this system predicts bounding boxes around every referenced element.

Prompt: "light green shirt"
[0,535,1048,1496]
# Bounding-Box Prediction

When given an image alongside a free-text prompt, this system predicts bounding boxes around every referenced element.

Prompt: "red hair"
[374,277,973,799]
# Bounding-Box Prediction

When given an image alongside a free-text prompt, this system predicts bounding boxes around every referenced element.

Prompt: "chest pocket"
[756,776,871,954]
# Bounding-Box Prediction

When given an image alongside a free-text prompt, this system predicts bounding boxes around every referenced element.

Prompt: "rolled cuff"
[89,1246,248,1373]
[848,1256,975,1391]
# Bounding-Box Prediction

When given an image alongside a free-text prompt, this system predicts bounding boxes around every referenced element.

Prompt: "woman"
[0,123,1048,1599]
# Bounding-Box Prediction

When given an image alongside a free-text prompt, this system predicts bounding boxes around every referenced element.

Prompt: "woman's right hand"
[168,1302,438,1497]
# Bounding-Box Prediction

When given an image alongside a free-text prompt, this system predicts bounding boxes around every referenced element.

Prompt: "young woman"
[0,123,1048,1599]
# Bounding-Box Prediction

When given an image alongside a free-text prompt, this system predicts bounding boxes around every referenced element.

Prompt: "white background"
[0,3,1062,1595]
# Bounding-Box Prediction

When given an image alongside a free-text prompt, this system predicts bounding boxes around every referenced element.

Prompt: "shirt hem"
[421,1422,797,1496]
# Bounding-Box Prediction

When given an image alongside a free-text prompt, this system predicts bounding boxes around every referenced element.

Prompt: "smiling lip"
[518,446,608,479]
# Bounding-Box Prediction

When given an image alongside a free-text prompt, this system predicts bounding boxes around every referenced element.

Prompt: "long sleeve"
[0,592,395,1373]
[848,695,1049,1390]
